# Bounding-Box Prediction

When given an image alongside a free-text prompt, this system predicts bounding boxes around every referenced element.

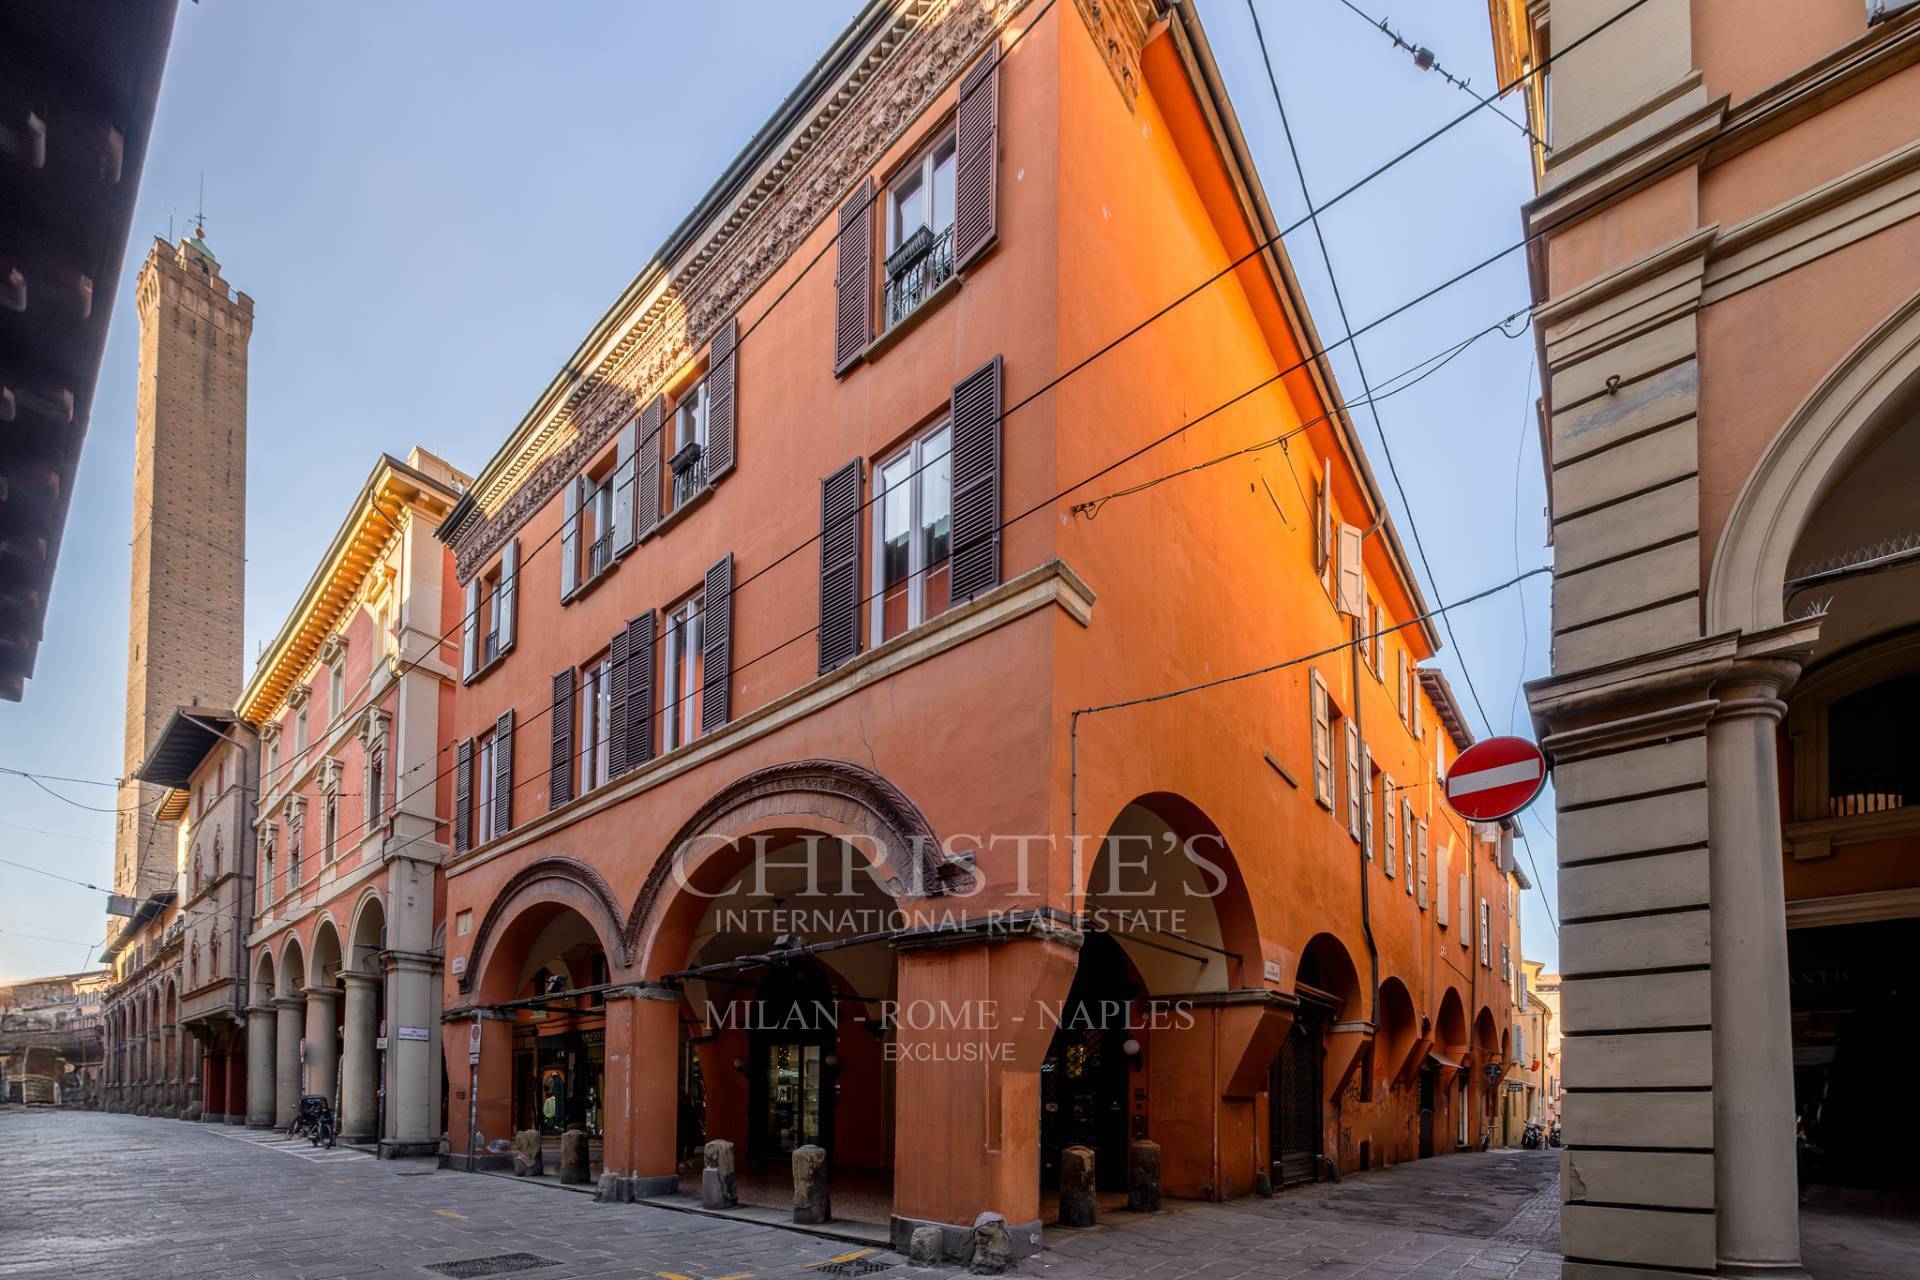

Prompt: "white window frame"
[885,130,958,255]
[671,378,710,511]
[662,596,703,753]
[328,662,344,722]
[295,706,309,755]
[476,734,497,844]
[1480,899,1493,966]
[579,657,612,792]
[871,422,952,642]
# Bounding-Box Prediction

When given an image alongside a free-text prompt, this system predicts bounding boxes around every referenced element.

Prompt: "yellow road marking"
[432,1208,466,1219]
[712,1273,755,1280]
[656,1273,697,1280]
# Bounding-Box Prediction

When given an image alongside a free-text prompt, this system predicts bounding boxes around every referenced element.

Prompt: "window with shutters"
[260,825,276,912]
[874,421,952,642]
[323,790,338,864]
[1345,719,1362,841]
[476,731,497,846]
[569,449,620,588]
[662,593,704,753]
[1460,872,1471,947]
[666,376,710,515]
[1480,899,1492,966]
[884,130,958,331]
[1402,797,1415,890]
[1416,820,1429,909]
[328,660,344,724]
[1382,776,1397,876]
[1362,747,1376,859]
[1436,843,1450,925]
[1364,598,1384,678]
[287,805,303,892]
[1309,670,1333,810]
[295,705,309,756]
[1397,648,1412,732]
[368,747,385,831]
[466,541,518,677]
[579,654,612,792]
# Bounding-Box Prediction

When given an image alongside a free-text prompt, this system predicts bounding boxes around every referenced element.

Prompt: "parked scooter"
[1522,1120,1544,1149]
[1547,1121,1563,1148]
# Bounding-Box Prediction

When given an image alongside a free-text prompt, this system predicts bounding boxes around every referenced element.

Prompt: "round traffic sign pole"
[1443,735,1547,822]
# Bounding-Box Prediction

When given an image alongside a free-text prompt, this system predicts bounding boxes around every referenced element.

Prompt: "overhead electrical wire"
[24,0,1673,969]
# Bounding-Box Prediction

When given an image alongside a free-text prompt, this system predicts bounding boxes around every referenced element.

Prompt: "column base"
[889,1213,1045,1262]
[593,1172,679,1202]
[248,1119,277,1129]
[223,1113,246,1126]
[1563,1263,1813,1280]
[377,1139,441,1159]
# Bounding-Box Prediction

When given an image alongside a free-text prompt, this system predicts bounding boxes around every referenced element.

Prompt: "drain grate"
[424,1254,561,1278]
[816,1262,892,1277]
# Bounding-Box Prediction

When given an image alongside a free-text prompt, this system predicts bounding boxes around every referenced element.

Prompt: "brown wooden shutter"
[953,49,1000,273]
[705,315,738,481]
[819,459,862,674]
[624,611,656,769]
[492,710,513,838]
[453,738,473,855]
[606,627,631,779]
[635,394,665,536]
[549,669,575,811]
[701,554,733,733]
[561,478,581,599]
[948,354,1003,602]
[833,177,874,375]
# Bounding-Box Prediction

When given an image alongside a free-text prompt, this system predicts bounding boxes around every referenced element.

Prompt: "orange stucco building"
[434,0,1521,1258]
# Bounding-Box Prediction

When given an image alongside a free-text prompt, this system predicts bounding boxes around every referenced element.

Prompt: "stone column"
[304,987,340,1113]
[273,994,305,1125]
[599,986,681,1198]
[161,1027,177,1116]
[383,951,441,1155]
[247,1005,277,1126]
[339,972,380,1143]
[1708,662,1806,1275]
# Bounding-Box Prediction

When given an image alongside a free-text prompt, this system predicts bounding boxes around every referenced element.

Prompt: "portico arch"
[1709,286,1920,634]
[460,856,626,1001]
[1066,792,1274,1202]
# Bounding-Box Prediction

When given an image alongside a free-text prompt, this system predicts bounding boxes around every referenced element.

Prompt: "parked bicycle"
[289,1094,336,1148]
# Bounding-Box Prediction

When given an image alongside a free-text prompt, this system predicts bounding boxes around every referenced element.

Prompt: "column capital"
[272,993,305,1011]
[302,985,339,1003]
[604,982,679,1003]
[340,970,381,989]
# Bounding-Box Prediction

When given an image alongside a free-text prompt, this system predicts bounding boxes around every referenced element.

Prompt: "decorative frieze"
[452,0,1032,581]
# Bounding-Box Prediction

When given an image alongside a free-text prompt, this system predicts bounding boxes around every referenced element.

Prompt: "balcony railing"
[588,530,615,577]
[670,441,706,511]
[885,225,954,331]
[483,629,500,664]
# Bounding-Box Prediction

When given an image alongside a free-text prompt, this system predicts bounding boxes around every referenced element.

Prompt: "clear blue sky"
[0,0,1558,980]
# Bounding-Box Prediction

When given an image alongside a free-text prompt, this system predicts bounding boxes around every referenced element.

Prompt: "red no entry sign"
[1444,736,1547,822]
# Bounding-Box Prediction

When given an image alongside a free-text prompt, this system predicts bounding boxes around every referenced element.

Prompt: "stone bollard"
[560,1128,591,1185]
[596,1170,626,1203]
[702,1139,738,1209]
[1128,1139,1162,1212]
[792,1143,830,1224]
[970,1211,1013,1275]
[512,1129,543,1177]
[1059,1145,1097,1227]
[908,1225,944,1266]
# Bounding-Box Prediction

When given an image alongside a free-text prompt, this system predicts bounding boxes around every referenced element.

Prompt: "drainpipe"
[1352,515,1386,1026]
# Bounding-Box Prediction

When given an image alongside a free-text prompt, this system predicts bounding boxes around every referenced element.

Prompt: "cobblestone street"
[0,1111,1562,1280]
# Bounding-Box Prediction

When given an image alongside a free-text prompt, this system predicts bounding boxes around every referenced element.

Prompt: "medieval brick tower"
[114,233,251,898]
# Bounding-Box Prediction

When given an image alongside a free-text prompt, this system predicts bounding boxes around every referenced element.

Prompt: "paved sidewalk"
[0,1110,1562,1280]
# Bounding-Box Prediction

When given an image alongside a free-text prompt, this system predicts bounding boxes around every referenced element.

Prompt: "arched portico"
[339,892,387,1143]
[273,935,307,1126]
[453,858,628,1183]
[1061,793,1277,1205]
[1700,285,1920,1271]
